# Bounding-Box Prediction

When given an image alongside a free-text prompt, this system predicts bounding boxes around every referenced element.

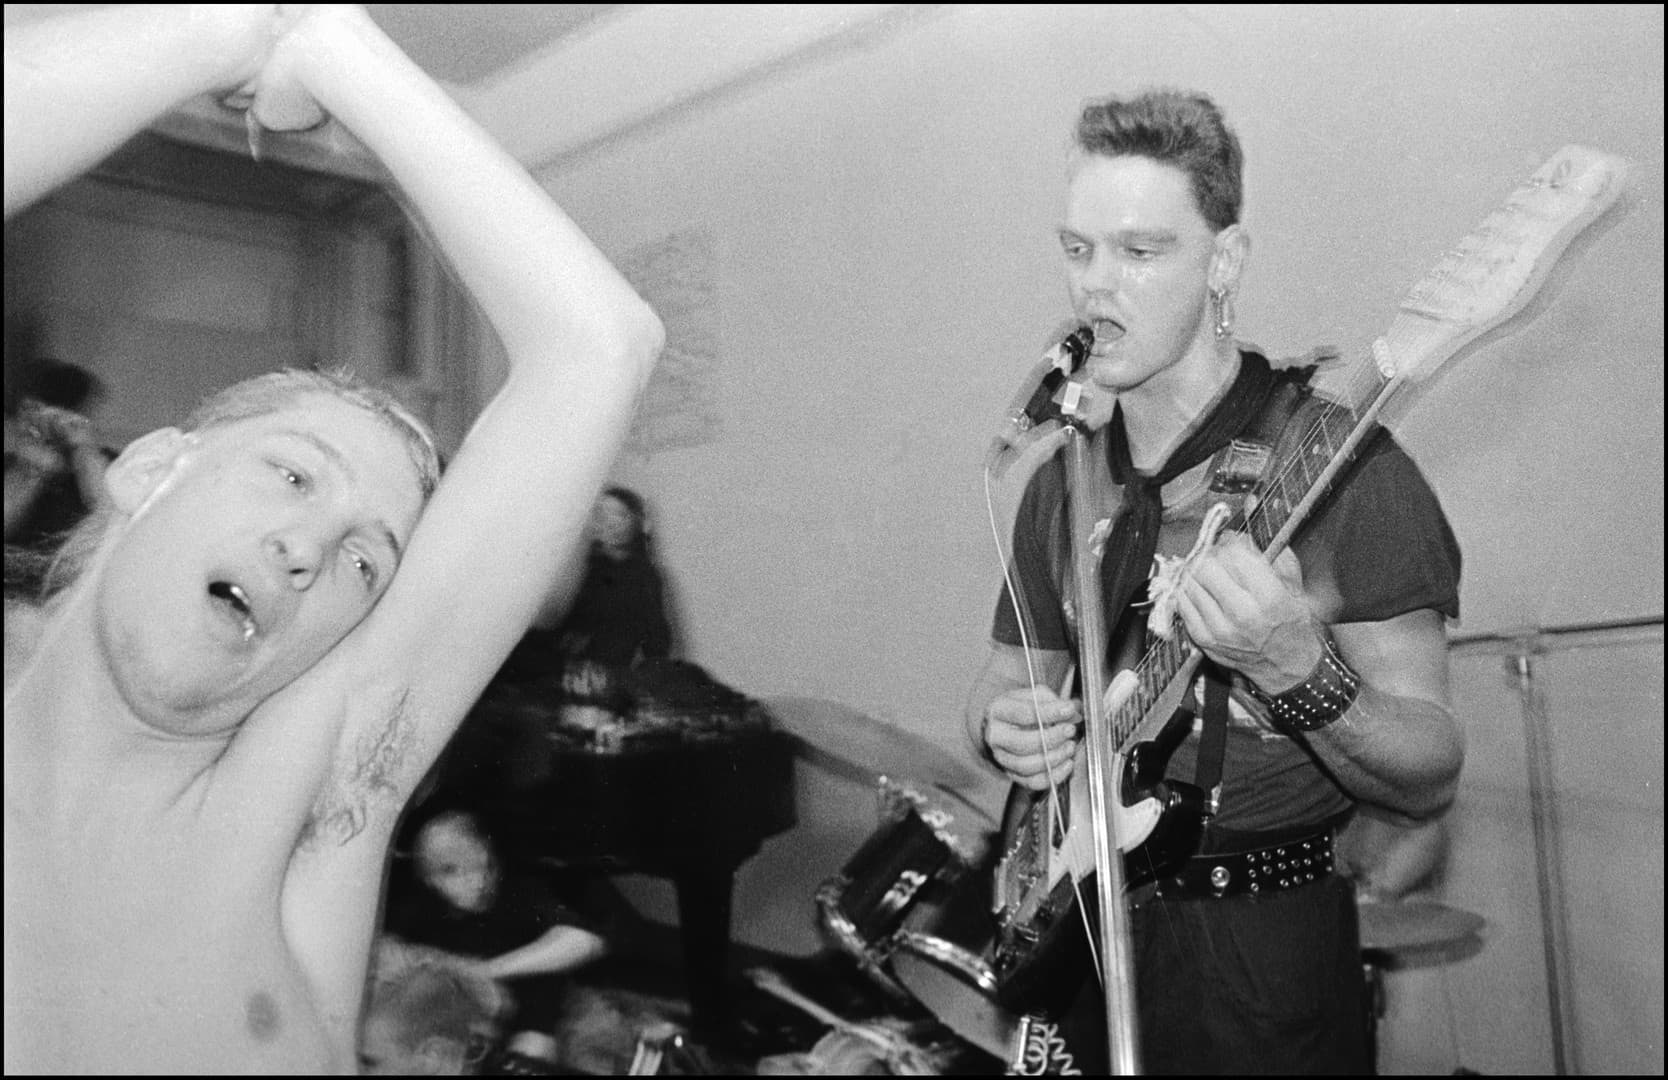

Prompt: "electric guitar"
[986,145,1629,1061]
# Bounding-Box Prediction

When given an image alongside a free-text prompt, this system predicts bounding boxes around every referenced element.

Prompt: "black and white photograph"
[4,4,1661,1075]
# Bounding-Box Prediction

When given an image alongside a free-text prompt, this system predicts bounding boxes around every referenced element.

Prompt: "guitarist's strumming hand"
[1174,531,1326,696]
[982,684,1082,792]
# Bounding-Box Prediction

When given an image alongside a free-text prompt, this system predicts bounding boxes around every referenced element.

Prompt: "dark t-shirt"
[991,378,1461,834]
[491,551,672,685]
[3,447,115,597]
[557,550,672,667]
[383,862,601,1030]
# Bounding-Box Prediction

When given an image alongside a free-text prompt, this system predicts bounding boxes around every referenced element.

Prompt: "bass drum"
[888,856,1021,1061]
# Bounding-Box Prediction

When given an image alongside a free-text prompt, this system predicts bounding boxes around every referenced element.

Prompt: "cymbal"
[1358,899,1485,954]
[762,695,993,820]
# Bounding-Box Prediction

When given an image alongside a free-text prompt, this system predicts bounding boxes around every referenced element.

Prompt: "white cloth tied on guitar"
[1144,500,1235,640]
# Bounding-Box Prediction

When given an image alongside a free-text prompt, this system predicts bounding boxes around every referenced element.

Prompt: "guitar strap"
[1187,352,1329,808]
[1054,349,1330,804]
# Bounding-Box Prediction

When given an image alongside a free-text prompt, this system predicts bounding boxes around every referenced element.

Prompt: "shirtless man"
[3,5,663,1072]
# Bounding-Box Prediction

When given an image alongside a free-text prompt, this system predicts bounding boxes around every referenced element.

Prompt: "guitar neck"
[1245,368,1397,558]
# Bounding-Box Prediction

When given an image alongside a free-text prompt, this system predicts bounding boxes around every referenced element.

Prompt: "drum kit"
[814,786,1493,1067]
[783,702,1489,1069]
[812,777,1016,1059]
[767,697,1027,1060]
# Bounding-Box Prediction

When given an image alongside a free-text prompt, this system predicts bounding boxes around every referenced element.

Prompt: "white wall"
[7,177,469,460]
[6,183,312,446]
[9,4,1656,1072]
[511,4,1663,1073]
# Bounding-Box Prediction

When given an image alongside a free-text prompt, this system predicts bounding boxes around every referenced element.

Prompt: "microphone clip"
[987,326,1094,473]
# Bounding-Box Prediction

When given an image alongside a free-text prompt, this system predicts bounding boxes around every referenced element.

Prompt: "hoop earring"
[1211,287,1235,341]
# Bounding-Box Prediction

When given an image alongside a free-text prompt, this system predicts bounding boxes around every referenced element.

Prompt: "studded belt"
[1155,827,1335,900]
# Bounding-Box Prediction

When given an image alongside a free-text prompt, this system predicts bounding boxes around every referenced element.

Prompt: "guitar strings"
[1245,351,1386,556]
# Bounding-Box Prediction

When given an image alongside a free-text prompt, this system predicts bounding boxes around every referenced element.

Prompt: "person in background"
[3,4,662,1073]
[359,957,505,1076]
[495,485,676,685]
[561,485,675,665]
[1337,806,1452,904]
[4,360,115,552]
[380,807,611,1074]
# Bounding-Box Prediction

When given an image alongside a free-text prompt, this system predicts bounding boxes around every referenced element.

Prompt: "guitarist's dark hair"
[1074,89,1244,233]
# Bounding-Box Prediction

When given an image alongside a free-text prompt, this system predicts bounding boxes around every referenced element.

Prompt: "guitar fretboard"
[1243,387,1375,552]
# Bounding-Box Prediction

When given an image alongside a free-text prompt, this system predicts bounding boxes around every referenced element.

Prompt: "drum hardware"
[1359,898,1487,1073]
[887,864,1020,1062]
[815,779,991,999]
[1358,899,1486,958]
[746,967,939,1075]
[814,779,1021,1062]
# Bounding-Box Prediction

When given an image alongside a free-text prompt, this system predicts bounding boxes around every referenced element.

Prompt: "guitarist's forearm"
[1295,684,1464,820]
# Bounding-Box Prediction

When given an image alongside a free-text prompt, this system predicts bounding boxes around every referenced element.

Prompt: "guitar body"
[1123,714,1212,883]
[991,707,1207,1016]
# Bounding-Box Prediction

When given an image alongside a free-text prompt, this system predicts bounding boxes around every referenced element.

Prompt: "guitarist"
[967,89,1464,1074]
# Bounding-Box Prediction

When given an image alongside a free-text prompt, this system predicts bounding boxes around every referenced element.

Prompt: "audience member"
[495,485,676,685]
[4,361,114,555]
[359,957,504,1075]
[382,807,612,1073]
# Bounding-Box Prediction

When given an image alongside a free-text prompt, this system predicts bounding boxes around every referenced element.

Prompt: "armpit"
[298,688,420,850]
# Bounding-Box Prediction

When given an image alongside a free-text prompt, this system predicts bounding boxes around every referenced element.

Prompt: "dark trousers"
[1059,874,1370,1075]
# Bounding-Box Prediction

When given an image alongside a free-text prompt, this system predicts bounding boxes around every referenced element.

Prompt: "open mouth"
[1088,317,1126,345]
[208,581,259,641]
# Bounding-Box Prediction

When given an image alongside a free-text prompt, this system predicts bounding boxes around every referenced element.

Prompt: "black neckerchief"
[1098,349,1280,639]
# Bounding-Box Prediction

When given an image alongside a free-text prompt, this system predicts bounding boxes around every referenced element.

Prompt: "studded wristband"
[1247,632,1361,732]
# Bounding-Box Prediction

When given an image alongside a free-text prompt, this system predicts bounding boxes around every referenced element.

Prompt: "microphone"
[986,325,1094,473]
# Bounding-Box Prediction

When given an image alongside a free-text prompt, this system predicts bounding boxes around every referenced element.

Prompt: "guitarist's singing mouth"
[1083,317,1125,354]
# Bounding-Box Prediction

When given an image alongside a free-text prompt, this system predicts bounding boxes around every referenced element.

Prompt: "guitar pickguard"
[991,698,1207,1017]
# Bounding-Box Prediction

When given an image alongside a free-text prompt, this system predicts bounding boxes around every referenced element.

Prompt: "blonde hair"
[186,368,440,498]
[38,368,441,602]
[365,962,499,1070]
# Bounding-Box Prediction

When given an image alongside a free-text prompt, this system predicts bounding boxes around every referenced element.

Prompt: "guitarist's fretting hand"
[1173,532,1326,695]
[1174,530,1463,819]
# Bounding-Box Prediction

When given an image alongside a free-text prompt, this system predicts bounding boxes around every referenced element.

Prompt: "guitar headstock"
[1385,145,1629,383]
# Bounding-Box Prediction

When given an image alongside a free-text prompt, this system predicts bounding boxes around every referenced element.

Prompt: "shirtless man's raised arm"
[3,6,661,1073]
